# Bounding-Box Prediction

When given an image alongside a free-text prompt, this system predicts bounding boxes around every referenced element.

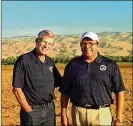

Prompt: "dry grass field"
[2,64,133,126]
[2,32,132,58]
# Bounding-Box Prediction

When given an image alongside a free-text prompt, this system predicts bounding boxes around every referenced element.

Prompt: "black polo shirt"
[59,53,125,106]
[12,48,61,105]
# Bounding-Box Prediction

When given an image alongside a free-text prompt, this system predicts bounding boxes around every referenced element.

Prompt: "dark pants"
[20,101,55,126]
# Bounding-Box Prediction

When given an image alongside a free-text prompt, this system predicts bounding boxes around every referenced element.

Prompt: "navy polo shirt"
[59,53,125,106]
[12,48,61,105]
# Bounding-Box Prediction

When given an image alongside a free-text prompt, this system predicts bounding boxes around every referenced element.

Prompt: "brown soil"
[2,64,133,125]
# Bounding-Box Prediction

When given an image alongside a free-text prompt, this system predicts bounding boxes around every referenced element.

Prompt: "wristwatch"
[116,118,123,123]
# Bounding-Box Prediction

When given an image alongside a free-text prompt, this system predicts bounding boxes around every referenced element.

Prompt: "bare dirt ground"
[2,64,133,126]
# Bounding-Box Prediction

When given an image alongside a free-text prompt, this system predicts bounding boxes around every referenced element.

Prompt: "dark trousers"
[20,101,55,126]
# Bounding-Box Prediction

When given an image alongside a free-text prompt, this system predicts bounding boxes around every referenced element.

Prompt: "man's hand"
[24,106,33,112]
[13,87,32,112]
[61,114,69,126]
[114,119,123,126]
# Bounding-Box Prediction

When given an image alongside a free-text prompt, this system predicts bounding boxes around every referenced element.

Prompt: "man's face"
[36,36,54,55]
[80,37,99,58]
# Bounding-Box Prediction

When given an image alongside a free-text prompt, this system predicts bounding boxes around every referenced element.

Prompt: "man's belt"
[31,100,52,108]
[83,104,110,109]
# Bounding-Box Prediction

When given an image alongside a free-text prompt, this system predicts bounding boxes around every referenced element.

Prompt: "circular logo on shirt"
[99,65,106,71]
[49,66,53,72]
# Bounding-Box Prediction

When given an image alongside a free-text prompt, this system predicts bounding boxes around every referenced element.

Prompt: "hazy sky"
[2,1,132,37]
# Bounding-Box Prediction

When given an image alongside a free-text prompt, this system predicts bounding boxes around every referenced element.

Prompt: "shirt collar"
[31,48,48,65]
[80,53,102,63]
[94,53,102,63]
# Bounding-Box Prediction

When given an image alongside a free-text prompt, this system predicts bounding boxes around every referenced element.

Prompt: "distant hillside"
[2,32,132,58]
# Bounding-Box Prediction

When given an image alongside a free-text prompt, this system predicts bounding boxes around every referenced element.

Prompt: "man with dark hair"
[12,30,61,126]
[60,32,125,126]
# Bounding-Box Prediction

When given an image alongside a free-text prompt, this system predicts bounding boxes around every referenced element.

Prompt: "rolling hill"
[2,32,132,58]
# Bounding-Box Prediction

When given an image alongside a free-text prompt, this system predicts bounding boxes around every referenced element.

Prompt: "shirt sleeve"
[111,62,126,93]
[12,56,25,88]
[53,63,62,88]
[59,61,73,96]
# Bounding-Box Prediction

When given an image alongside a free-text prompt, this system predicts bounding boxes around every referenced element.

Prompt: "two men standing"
[13,30,125,126]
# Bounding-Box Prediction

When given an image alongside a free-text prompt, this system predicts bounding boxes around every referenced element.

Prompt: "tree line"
[1,55,133,65]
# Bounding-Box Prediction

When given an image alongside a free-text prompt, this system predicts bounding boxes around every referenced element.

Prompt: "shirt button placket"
[87,64,90,73]
[43,65,47,79]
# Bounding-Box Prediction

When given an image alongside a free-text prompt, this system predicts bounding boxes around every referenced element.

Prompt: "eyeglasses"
[80,42,98,47]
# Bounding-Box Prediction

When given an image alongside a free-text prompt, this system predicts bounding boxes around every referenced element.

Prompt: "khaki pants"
[71,105,112,126]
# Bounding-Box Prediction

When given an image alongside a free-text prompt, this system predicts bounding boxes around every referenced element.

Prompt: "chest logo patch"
[99,65,106,71]
[49,66,53,72]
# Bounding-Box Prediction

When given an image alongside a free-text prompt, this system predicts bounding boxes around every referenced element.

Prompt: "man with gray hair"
[12,30,61,126]
[60,32,125,126]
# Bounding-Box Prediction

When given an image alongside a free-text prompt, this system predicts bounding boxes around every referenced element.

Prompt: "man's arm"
[13,87,32,112]
[111,62,125,125]
[59,61,73,126]
[114,91,125,125]
[61,94,69,126]
[53,64,62,88]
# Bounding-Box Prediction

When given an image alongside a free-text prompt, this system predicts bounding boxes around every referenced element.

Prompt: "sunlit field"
[2,64,132,125]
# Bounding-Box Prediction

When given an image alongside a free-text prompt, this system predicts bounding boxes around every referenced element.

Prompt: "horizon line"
[2,31,132,38]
